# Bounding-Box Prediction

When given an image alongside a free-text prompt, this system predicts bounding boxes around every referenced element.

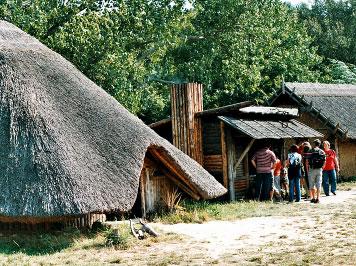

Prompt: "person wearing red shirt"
[322,141,340,196]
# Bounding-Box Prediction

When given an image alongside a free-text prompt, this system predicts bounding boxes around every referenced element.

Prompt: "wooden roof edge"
[267,88,285,106]
[195,101,254,117]
[283,86,350,139]
[148,117,172,129]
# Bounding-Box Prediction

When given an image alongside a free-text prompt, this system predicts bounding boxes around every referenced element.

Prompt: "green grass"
[104,225,133,250]
[152,181,356,224]
[0,227,83,255]
[151,199,305,224]
[337,180,356,191]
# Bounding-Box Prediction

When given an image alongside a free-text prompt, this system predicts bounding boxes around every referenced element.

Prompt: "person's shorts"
[308,168,322,189]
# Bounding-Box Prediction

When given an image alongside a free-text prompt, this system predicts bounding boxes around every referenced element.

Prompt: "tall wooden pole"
[171,83,203,164]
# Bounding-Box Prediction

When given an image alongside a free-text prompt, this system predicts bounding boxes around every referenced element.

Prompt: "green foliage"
[318,59,356,84]
[104,226,132,250]
[297,0,356,65]
[0,0,187,123]
[1,0,323,122]
[328,60,356,84]
[167,0,321,108]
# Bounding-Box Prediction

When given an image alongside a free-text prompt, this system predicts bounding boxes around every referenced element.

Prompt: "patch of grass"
[0,227,83,255]
[147,252,183,266]
[337,180,356,191]
[152,181,356,224]
[104,225,135,250]
[153,199,311,224]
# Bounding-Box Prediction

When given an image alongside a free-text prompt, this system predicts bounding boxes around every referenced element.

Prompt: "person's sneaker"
[331,191,336,195]
[314,198,320,203]
[325,194,330,196]
[310,198,316,203]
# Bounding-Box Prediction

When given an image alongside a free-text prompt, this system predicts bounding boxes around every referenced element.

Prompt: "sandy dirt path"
[154,189,356,265]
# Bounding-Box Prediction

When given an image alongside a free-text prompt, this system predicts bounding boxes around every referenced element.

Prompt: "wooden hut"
[269,82,356,179]
[150,83,323,200]
[0,21,226,230]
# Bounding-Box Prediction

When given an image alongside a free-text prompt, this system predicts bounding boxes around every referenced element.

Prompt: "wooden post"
[140,167,147,218]
[220,122,228,188]
[234,139,255,170]
[171,83,203,164]
[226,128,236,201]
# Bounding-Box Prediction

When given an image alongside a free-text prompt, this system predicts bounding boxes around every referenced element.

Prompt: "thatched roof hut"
[0,21,226,224]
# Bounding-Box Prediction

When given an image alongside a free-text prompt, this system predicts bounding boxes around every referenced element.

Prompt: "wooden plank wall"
[338,141,356,178]
[234,140,250,199]
[202,119,222,155]
[171,83,203,164]
[202,118,224,185]
[141,155,189,218]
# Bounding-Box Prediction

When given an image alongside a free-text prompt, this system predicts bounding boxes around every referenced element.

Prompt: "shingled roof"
[0,21,226,222]
[218,117,323,139]
[271,82,356,139]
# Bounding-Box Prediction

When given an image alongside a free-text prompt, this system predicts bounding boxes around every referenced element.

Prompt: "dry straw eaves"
[0,21,226,222]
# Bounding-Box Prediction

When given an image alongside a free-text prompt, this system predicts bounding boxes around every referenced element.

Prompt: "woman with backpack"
[285,144,302,202]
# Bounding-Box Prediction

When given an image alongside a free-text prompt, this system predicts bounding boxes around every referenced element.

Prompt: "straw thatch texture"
[0,21,226,221]
[284,82,356,139]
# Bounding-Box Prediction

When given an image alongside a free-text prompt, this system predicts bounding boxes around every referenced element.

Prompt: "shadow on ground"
[0,228,98,255]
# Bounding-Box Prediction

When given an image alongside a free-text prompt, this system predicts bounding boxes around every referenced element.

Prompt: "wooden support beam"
[322,116,331,127]
[226,128,236,201]
[343,129,348,140]
[149,148,201,200]
[220,121,228,188]
[159,166,200,200]
[234,139,255,170]
[332,123,340,135]
[140,167,147,218]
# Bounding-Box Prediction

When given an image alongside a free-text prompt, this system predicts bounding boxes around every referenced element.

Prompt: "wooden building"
[269,82,356,179]
[150,83,323,200]
[0,21,226,230]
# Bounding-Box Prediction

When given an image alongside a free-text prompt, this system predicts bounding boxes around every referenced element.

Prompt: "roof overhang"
[267,83,352,140]
[218,116,323,139]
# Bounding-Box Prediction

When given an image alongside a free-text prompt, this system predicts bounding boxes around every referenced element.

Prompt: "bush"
[104,226,131,250]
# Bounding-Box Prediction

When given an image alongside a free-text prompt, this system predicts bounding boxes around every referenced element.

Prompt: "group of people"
[251,139,340,203]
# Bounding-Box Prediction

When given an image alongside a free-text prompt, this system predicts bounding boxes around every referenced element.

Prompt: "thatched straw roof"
[0,21,226,222]
[274,82,356,139]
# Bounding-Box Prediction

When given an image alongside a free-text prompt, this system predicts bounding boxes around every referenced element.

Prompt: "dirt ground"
[154,189,356,265]
[0,188,355,265]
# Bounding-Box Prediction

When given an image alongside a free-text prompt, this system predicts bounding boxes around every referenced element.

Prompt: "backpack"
[310,148,326,168]
[288,153,301,178]
[289,155,301,168]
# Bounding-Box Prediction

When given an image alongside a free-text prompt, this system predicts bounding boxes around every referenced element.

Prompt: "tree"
[0,0,188,123]
[1,0,323,122]
[297,0,356,65]
[166,0,322,108]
